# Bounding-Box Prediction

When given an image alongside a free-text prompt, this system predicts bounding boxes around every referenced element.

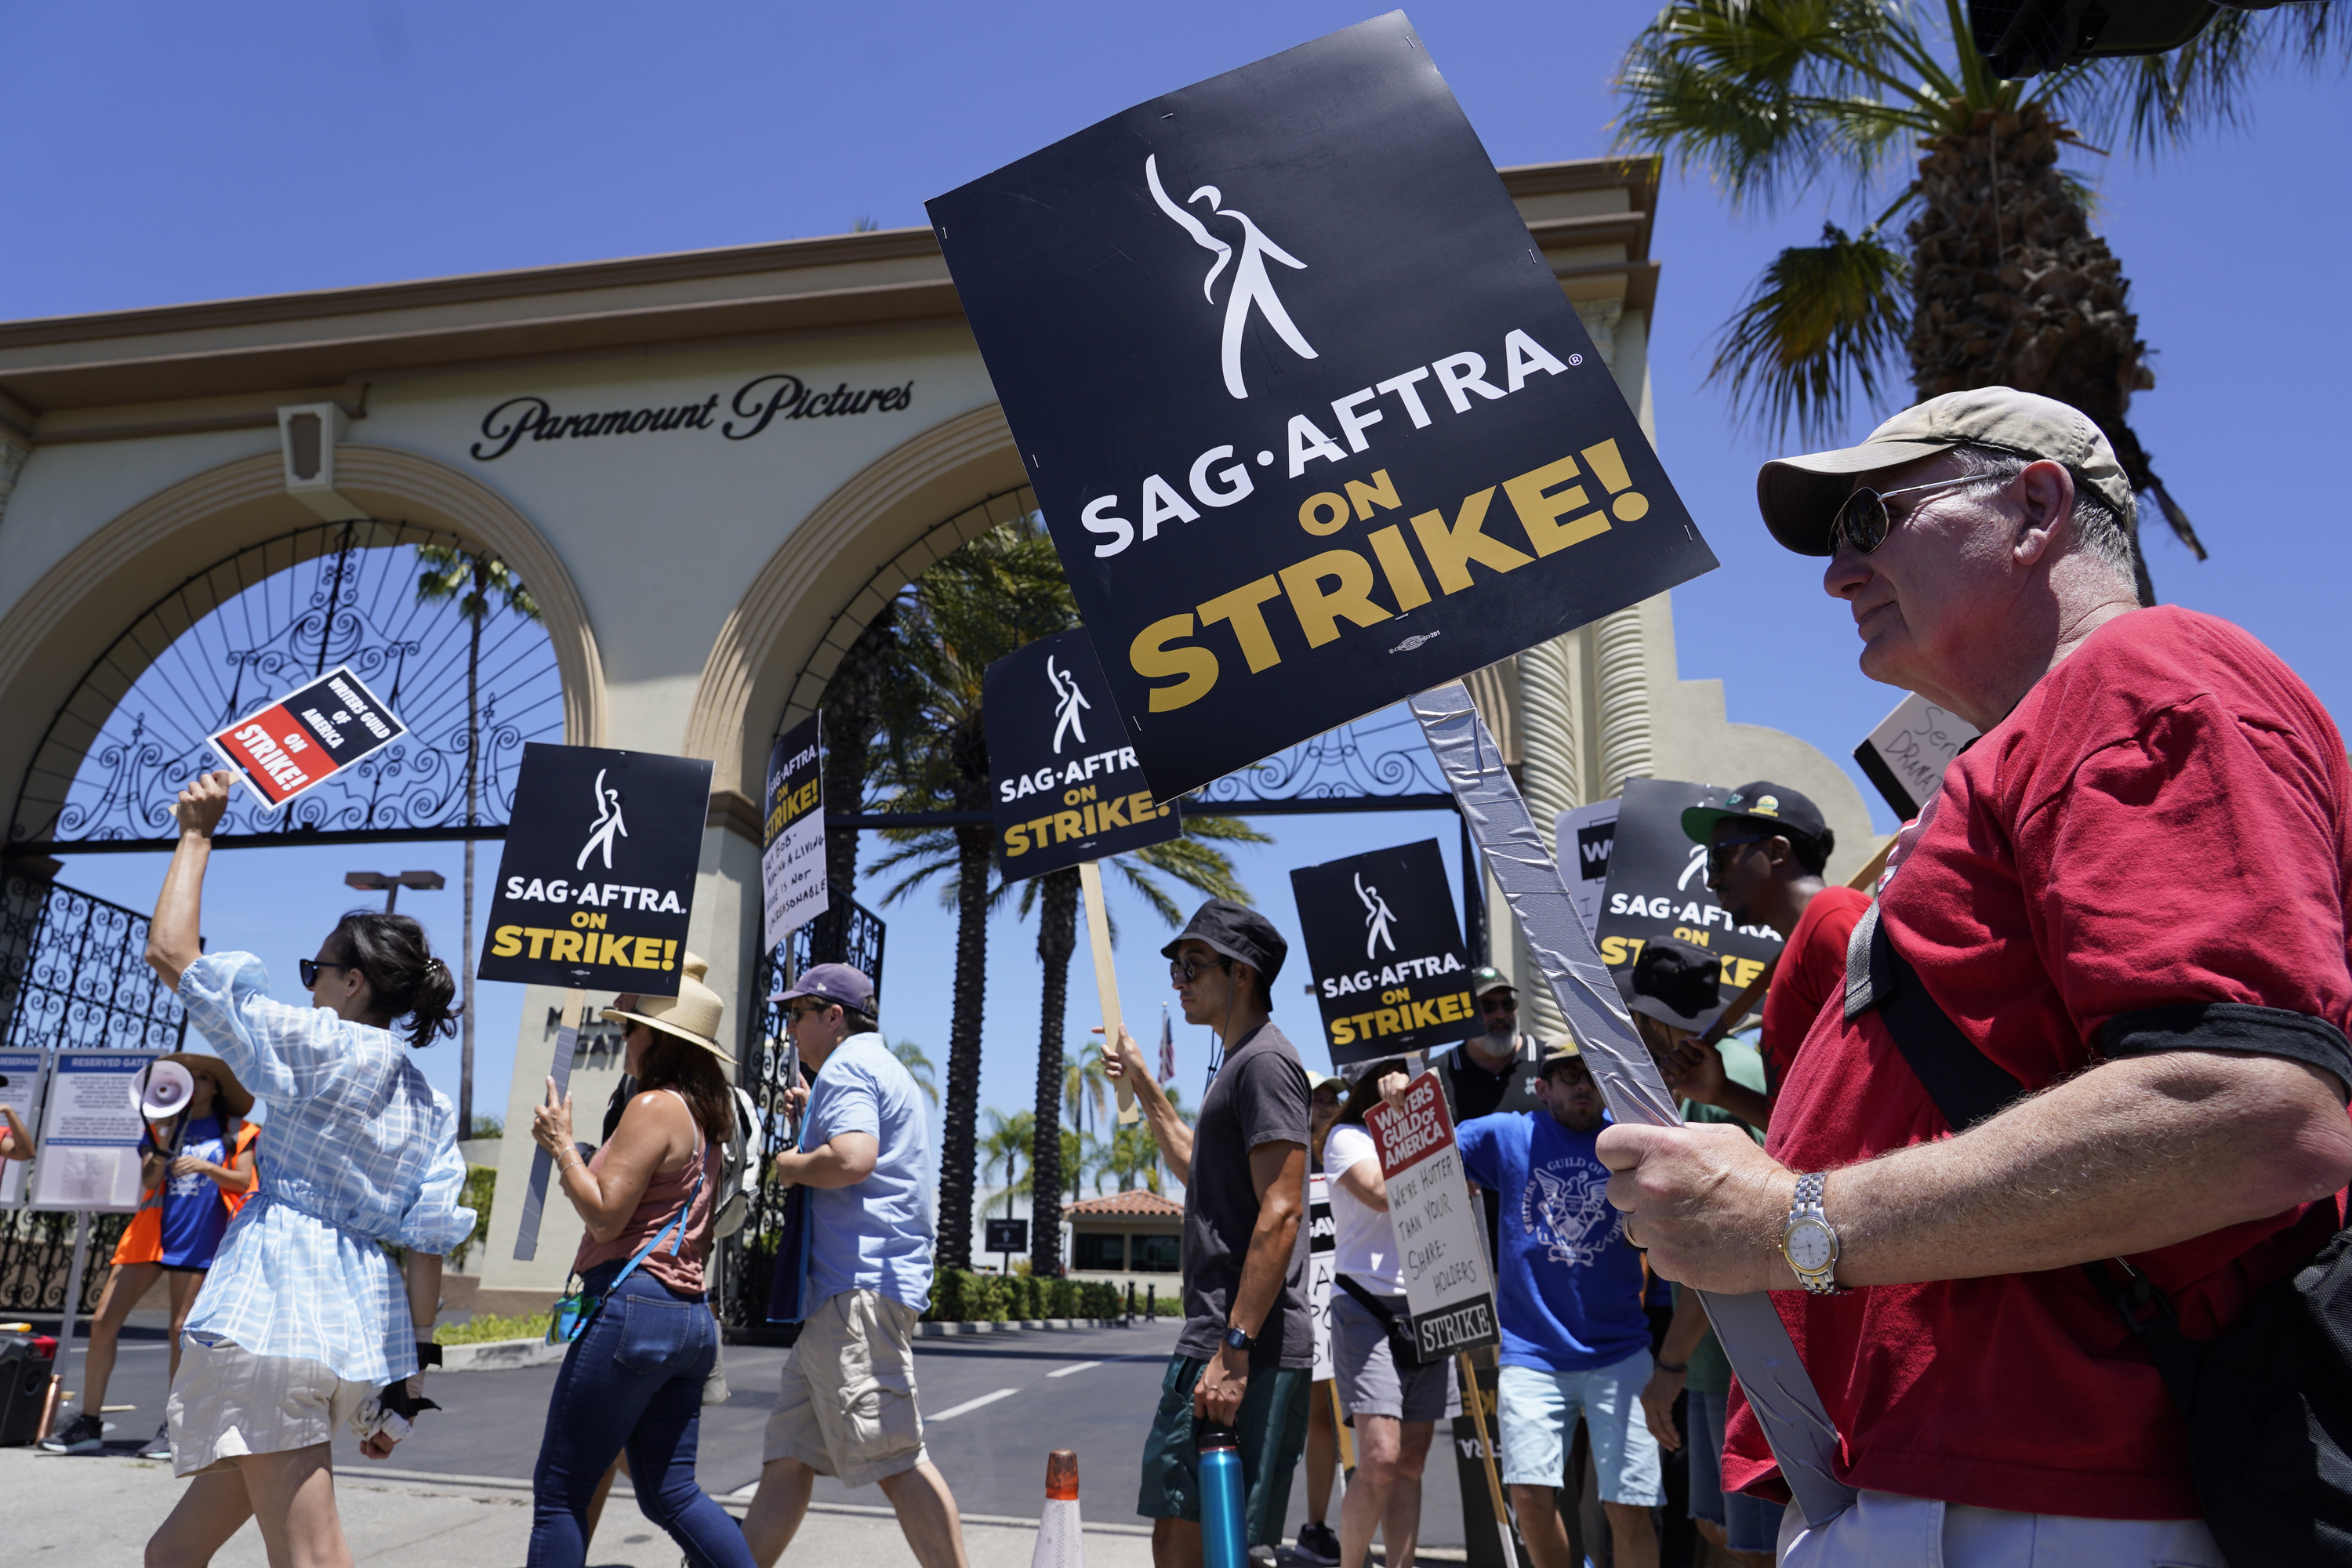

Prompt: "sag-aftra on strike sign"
[930,13,1716,800]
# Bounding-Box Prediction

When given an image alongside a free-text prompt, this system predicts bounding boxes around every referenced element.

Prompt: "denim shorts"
[1495,1349,1664,1506]
[1687,1388,1782,1554]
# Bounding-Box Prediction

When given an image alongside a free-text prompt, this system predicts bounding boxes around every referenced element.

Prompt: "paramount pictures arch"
[0,156,1875,1317]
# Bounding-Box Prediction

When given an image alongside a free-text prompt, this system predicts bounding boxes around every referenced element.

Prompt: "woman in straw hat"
[42,1051,259,1460]
[525,954,753,1568]
[138,770,474,1568]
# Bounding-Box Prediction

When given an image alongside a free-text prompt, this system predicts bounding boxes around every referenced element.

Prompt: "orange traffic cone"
[1033,1448,1083,1568]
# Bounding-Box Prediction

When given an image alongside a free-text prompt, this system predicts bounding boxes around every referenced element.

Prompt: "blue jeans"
[1687,1388,1780,1555]
[528,1264,750,1567]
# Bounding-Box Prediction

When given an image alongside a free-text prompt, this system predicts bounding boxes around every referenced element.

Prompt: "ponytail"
[327,910,460,1049]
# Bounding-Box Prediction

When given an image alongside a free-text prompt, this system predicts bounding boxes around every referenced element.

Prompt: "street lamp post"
[343,869,446,913]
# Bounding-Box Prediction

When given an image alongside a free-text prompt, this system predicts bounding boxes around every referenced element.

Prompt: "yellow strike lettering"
[1599,935,1628,966]
[524,927,554,960]
[1502,453,1610,557]
[1083,803,1100,835]
[1130,613,1220,713]
[633,936,665,969]
[1054,811,1083,842]
[1278,549,1391,648]
[1436,991,1463,1022]
[1409,998,1437,1029]
[1006,825,1030,855]
[1345,469,1402,521]
[1408,488,1534,593]
[1733,958,1765,989]
[597,932,635,966]
[1375,1007,1403,1036]
[1580,438,1648,520]
[1062,786,1098,805]
[491,926,523,958]
[1365,524,1431,612]
[1350,1011,1378,1037]
[1197,577,1286,673]
[1026,815,1054,845]
[1127,791,1157,823]
[550,930,584,964]
[1332,1016,1356,1045]
[1098,795,1129,830]
[1299,493,1348,535]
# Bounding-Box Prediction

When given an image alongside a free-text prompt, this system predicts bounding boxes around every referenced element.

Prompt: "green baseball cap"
[1758,387,2132,556]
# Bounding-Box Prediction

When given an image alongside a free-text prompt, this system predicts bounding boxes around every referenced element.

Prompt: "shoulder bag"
[546,1156,706,1346]
[1334,1272,1428,1367]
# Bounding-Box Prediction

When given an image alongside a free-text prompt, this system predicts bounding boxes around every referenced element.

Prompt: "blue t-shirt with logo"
[1455,1109,1651,1374]
[158,1114,231,1269]
[802,1033,935,1313]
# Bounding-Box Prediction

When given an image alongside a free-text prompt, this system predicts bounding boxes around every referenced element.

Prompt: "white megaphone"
[135,1059,197,1120]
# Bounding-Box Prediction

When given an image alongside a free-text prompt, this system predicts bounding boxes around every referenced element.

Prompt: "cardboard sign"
[763,714,829,944]
[1291,839,1474,1066]
[1593,778,1783,1000]
[0,1051,44,1207]
[985,630,1183,880]
[1363,1069,1497,1357]
[1854,691,1977,821]
[478,744,713,996]
[206,666,406,811]
[1555,799,1620,942]
[29,1051,154,1212]
[1307,1170,1336,1382]
[928,13,1717,801]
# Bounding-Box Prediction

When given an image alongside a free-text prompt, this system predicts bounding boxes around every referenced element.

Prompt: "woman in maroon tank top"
[524,954,750,1568]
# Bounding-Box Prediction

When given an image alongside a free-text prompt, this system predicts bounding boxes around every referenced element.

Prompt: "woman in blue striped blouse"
[142,770,476,1568]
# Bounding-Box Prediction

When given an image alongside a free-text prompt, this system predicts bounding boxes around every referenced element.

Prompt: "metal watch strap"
[1785,1171,1846,1296]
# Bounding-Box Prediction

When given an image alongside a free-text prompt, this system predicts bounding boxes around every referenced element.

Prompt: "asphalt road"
[24,1310,1473,1548]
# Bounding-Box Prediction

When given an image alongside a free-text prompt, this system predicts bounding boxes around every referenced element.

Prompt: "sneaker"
[1292,1523,1341,1566]
[140,1423,172,1460]
[39,1412,104,1454]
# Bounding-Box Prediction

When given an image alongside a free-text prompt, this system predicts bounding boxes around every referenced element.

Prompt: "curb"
[917,1316,1134,1337]
[434,1338,567,1373]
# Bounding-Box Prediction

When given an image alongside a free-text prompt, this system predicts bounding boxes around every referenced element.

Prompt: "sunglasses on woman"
[299,959,356,988]
[1829,473,1984,554]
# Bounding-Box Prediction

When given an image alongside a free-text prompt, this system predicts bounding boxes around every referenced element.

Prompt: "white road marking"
[1047,1362,1101,1378]
[927,1387,1020,1421]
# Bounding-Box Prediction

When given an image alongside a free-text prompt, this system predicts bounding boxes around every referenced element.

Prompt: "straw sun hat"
[157,1053,256,1120]
[601,952,733,1064]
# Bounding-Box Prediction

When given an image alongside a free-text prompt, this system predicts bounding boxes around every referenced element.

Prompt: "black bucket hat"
[1163,898,1287,989]
[1614,937,1726,1033]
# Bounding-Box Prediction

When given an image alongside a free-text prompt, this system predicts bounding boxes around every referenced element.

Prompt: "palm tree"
[1065,1047,1110,1142]
[416,546,539,1138]
[978,1107,1036,1222]
[1613,0,2345,598]
[809,604,899,965]
[1104,1083,1190,1196]
[889,1038,939,1107]
[867,517,1077,1271]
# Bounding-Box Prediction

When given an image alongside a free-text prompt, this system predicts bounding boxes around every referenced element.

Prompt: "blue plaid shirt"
[178,952,474,1385]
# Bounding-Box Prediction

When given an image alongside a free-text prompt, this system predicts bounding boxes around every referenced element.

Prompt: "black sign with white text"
[1290,839,1472,1067]
[985,630,1182,880]
[479,744,714,996]
[928,13,1716,800]
[1593,778,1783,1001]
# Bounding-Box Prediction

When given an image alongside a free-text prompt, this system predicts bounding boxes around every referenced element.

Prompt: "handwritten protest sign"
[1854,690,1977,821]
[206,666,405,811]
[1364,1069,1497,1358]
[763,715,828,945]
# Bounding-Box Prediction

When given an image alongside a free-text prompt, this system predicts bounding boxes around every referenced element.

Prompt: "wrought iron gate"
[0,866,189,1314]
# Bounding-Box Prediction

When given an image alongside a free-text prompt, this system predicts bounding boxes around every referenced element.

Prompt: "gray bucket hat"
[1758,387,2132,555]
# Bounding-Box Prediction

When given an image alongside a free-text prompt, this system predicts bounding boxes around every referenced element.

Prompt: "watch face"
[1784,1218,1835,1272]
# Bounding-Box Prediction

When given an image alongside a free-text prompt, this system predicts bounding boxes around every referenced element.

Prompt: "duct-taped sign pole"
[1408,681,1855,1528]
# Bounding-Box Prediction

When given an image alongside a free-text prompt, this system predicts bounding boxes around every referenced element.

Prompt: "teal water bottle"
[1197,1421,1247,1568]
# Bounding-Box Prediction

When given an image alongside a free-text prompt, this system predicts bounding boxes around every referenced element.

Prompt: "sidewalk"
[1,1446,1157,1567]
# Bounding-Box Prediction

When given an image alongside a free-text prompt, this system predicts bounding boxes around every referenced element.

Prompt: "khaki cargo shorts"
[764,1289,929,1488]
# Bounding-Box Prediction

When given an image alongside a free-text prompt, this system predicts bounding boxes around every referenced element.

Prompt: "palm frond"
[1708,222,1912,443]
[2043,4,2347,159]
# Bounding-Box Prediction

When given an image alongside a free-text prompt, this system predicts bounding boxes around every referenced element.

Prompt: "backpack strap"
[1843,903,2024,1131]
[1334,1272,1407,1324]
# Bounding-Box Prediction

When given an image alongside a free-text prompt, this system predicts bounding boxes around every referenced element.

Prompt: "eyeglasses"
[1169,953,1233,983]
[1479,995,1515,1014]
[1706,833,1775,872]
[299,959,356,989]
[1829,474,1984,554]
[786,1000,835,1024]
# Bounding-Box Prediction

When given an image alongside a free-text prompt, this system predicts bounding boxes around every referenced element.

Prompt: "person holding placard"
[1322,1058,1446,1568]
[42,1054,258,1460]
[136,769,474,1568]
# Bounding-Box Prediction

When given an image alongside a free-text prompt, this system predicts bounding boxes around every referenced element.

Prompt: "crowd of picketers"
[8,387,2346,1568]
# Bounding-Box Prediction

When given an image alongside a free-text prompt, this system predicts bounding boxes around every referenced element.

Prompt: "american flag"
[1158,1003,1175,1084]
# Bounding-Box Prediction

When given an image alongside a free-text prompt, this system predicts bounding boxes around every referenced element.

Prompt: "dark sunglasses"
[1829,474,1982,554]
[299,959,356,989]
[1478,994,1515,1013]
[1169,953,1233,983]
[1707,833,1776,871]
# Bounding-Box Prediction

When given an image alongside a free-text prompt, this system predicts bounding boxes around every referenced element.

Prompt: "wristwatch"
[1779,1171,1847,1296]
[1221,1325,1254,1353]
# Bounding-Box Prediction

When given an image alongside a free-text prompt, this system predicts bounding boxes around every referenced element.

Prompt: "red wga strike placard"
[206,666,407,810]
[1364,1069,1498,1358]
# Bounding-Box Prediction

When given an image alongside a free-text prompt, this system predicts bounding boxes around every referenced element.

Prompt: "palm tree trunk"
[1906,103,2198,601]
[458,561,485,1141]
[816,603,897,962]
[936,819,991,1273]
[1029,866,1078,1277]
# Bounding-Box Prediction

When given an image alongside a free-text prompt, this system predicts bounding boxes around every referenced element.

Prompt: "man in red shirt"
[1597,387,2352,1567]
[1671,782,1871,1127]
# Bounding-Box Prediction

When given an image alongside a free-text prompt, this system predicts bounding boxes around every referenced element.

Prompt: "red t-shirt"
[1724,606,2352,1519]
[1759,885,1871,1098]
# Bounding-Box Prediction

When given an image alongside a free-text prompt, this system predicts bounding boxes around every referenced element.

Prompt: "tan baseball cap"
[1758,387,2132,555]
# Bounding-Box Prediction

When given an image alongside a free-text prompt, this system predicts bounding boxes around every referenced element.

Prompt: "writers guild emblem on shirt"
[577,767,629,872]
[1145,154,1319,400]
[1523,1163,1623,1267]
[1356,872,1396,959]
[1048,654,1090,754]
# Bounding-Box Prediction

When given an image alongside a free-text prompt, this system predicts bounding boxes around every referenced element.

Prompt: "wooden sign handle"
[1457,1352,1517,1563]
[1078,860,1138,1125]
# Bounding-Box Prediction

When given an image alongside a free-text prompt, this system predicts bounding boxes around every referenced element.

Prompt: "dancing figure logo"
[1356,872,1396,959]
[1048,654,1091,754]
[1145,154,1319,399]
[577,768,629,871]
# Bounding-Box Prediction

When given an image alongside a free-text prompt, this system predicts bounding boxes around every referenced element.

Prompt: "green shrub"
[435,1308,552,1345]
[448,1166,497,1272]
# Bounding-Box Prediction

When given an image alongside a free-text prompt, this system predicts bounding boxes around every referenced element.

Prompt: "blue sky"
[16,3,2347,1167]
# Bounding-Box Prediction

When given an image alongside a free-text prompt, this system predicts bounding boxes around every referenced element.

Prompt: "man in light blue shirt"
[742,964,967,1568]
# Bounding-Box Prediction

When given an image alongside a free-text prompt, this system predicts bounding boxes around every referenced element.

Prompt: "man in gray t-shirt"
[1106,898,1311,1567]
